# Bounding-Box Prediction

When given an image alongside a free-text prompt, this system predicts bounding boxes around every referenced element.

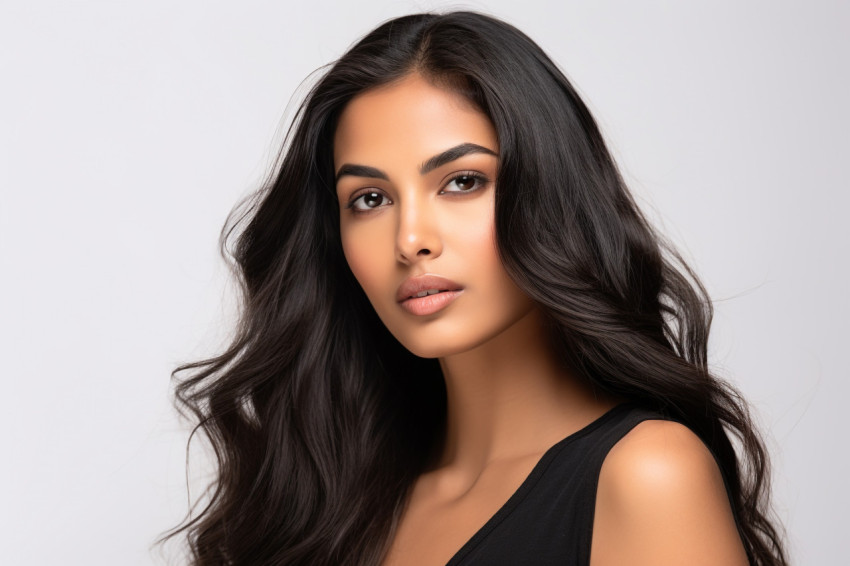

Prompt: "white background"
[1,1,847,564]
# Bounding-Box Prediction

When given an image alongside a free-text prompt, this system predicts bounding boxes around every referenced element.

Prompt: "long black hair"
[164,11,787,565]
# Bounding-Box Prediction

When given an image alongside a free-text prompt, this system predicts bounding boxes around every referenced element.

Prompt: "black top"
[444,402,714,565]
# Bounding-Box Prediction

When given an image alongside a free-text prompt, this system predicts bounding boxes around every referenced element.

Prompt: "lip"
[396,274,464,316]
[399,290,464,316]
[396,274,464,302]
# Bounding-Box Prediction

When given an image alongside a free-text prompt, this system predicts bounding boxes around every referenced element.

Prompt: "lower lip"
[399,290,463,316]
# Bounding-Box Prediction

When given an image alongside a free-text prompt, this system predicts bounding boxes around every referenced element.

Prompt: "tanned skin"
[333,73,748,566]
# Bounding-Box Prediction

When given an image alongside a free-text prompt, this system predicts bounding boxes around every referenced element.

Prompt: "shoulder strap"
[451,403,674,565]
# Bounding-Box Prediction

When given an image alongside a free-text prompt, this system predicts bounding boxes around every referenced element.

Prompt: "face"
[333,73,535,359]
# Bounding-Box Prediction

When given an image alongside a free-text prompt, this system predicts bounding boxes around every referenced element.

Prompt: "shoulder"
[603,419,724,498]
[590,419,749,566]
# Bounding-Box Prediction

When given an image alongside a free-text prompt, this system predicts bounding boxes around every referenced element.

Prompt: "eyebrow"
[334,142,498,184]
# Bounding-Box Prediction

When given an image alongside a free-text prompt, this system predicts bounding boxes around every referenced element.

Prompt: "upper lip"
[396,274,463,302]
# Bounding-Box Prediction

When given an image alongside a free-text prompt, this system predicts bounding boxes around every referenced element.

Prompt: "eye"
[441,173,488,194]
[347,190,391,212]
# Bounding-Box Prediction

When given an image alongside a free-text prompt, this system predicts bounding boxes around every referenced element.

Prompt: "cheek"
[341,238,370,290]
[446,207,529,312]
[444,204,500,279]
[340,223,389,300]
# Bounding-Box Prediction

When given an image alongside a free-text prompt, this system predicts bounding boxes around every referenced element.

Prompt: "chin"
[389,326,498,360]
[399,342,461,360]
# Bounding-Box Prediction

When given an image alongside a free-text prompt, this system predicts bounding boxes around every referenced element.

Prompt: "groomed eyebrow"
[334,142,498,184]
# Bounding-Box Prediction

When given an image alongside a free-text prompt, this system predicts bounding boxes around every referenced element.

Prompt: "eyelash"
[344,171,490,214]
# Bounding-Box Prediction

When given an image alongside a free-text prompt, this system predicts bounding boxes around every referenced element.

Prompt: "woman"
[166,11,787,565]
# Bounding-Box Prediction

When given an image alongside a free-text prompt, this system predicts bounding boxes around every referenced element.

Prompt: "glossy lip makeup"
[399,290,464,316]
[396,274,465,316]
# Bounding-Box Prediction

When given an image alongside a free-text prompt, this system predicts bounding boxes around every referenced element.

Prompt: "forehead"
[333,73,498,168]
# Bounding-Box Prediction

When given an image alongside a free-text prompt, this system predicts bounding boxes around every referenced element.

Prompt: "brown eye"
[350,191,390,211]
[456,176,476,191]
[443,173,487,194]
[363,192,382,207]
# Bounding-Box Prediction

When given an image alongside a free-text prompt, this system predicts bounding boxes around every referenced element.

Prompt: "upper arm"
[590,420,749,566]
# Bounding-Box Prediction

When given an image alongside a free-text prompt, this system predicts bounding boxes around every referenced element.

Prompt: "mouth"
[396,274,464,303]
[406,288,452,299]
[398,289,464,316]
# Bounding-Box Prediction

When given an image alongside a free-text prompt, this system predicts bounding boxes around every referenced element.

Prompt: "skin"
[333,72,748,566]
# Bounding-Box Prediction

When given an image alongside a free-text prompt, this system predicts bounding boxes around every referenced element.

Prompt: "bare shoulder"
[590,419,750,566]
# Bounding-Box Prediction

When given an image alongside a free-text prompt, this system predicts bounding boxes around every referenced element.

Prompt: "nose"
[395,193,442,265]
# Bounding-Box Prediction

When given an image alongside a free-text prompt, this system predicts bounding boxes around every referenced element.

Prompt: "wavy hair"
[164,11,787,565]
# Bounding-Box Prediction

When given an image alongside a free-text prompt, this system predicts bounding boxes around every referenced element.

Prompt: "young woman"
[167,11,787,566]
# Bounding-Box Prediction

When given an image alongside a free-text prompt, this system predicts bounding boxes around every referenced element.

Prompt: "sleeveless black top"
[444,402,702,565]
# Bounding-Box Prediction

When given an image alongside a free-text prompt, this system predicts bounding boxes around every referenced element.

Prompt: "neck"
[435,308,618,477]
